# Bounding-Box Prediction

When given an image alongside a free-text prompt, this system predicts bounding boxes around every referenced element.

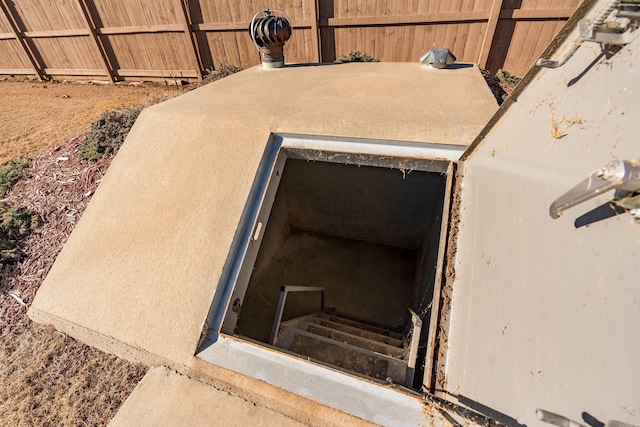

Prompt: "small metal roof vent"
[249,9,292,69]
[420,48,457,69]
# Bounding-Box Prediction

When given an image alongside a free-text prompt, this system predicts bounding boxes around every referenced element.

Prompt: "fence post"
[478,0,504,69]
[309,0,322,63]
[77,0,115,83]
[0,0,44,81]
[176,0,203,82]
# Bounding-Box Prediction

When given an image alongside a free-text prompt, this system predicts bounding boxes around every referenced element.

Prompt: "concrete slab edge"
[109,367,308,427]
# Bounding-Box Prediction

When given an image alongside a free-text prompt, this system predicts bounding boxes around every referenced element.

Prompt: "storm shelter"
[215,135,456,390]
[28,61,501,425]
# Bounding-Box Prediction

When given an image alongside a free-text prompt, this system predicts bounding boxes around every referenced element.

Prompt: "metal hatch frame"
[195,133,464,425]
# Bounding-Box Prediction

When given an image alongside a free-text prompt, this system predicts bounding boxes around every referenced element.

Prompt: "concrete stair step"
[301,322,405,358]
[275,324,407,383]
[315,312,403,340]
[305,316,404,348]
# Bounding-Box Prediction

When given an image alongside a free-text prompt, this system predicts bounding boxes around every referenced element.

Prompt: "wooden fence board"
[205,32,226,69]
[31,36,101,69]
[176,0,202,81]
[309,0,321,62]
[0,39,30,68]
[78,0,114,82]
[523,0,554,68]
[0,0,9,33]
[0,1,10,33]
[479,0,504,68]
[399,1,410,61]
[411,0,430,61]
[0,67,33,74]
[11,0,85,31]
[507,20,531,72]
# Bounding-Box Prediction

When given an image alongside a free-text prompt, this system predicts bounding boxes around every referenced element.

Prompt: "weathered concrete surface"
[29,62,496,366]
[444,1,640,425]
[109,367,307,427]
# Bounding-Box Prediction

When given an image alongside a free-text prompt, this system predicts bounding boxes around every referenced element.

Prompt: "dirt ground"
[0,78,187,166]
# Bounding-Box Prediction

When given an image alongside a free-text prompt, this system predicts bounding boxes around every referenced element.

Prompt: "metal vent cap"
[420,48,457,69]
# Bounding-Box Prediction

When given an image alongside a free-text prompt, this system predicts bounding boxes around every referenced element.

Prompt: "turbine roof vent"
[249,9,292,69]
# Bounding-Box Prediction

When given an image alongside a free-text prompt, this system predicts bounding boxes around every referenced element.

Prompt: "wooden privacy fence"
[0,0,580,83]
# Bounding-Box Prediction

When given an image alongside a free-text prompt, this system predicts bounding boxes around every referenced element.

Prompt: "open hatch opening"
[217,139,453,392]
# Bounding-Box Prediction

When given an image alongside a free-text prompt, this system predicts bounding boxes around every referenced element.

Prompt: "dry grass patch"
[0,79,187,165]
[0,317,146,426]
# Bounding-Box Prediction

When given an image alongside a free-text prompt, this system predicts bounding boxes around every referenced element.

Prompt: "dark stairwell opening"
[224,157,448,390]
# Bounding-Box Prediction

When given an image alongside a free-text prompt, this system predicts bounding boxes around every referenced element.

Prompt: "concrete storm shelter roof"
[29,62,497,425]
[30,62,496,360]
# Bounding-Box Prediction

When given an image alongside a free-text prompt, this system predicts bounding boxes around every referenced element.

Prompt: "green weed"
[0,205,39,265]
[0,159,29,197]
[496,70,522,85]
[334,51,381,63]
[79,107,143,161]
[203,65,243,85]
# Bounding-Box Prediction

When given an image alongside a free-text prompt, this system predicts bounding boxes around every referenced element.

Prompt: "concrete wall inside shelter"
[284,160,443,249]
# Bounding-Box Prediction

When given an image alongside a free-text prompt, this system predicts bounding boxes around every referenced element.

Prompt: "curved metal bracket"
[550,159,640,221]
